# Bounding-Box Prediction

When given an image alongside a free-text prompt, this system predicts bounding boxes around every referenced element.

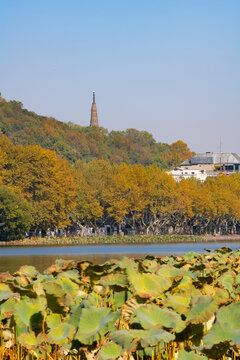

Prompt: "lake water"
[0,242,240,274]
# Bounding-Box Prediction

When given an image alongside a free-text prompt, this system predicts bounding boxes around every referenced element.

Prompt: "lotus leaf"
[111,328,174,351]
[110,330,138,352]
[47,322,75,345]
[183,251,200,260]
[135,328,175,347]
[56,269,80,281]
[220,272,234,294]
[0,283,14,301]
[157,265,184,279]
[113,290,130,308]
[55,277,79,297]
[166,293,190,315]
[186,296,219,324]
[0,297,17,319]
[75,307,120,345]
[203,302,240,350]
[178,349,208,360]
[18,331,46,349]
[132,304,185,333]
[98,342,122,360]
[14,297,46,327]
[43,281,65,298]
[176,275,193,292]
[128,271,171,296]
[46,313,62,328]
[100,273,128,287]
[69,305,82,327]
[18,265,38,278]
[141,259,158,273]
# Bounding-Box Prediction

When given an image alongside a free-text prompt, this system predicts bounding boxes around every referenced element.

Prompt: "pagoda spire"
[90,91,99,127]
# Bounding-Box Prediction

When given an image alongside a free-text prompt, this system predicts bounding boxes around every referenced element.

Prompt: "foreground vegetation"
[1,248,240,359]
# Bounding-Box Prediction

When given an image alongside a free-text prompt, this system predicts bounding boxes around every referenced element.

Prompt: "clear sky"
[1,0,240,153]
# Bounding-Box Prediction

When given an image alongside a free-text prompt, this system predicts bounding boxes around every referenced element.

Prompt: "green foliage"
[1,248,240,358]
[0,185,33,241]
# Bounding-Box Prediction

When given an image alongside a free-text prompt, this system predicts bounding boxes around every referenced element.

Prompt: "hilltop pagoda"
[90,92,99,127]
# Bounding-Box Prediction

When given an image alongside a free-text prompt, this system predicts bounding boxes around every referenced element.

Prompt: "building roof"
[181,152,240,166]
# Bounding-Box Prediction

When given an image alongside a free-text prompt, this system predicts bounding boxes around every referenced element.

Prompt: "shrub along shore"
[1,234,240,247]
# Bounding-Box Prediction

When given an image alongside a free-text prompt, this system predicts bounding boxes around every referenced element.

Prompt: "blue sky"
[1,0,240,153]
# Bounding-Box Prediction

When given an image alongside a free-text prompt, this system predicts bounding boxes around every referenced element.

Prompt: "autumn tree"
[0,185,33,241]
[72,169,103,235]
[1,142,77,231]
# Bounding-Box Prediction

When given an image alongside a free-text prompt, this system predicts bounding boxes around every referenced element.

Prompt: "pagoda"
[90,92,99,127]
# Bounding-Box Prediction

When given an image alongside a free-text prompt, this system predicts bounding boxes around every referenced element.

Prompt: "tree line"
[0,134,240,240]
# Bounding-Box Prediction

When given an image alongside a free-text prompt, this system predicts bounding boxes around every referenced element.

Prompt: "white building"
[168,168,207,182]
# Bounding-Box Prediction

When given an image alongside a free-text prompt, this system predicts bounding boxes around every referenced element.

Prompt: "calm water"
[0,242,240,274]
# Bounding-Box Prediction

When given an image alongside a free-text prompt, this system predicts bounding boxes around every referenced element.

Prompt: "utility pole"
[219,137,222,174]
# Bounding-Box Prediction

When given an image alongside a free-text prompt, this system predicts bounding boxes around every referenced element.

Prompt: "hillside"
[0,94,193,168]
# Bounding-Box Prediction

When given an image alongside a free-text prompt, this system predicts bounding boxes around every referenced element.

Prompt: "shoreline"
[1,234,240,247]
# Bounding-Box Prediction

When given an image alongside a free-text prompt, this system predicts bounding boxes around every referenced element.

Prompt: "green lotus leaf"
[176,275,193,292]
[213,288,230,305]
[55,277,79,297]
[18,331,37,348]
[113,291,131,309]
[128,270,171,296]
[111,327,174,350]
[69,305,82,328]
[98,342,122,360]
[18,265,38,278]
[33,279,45,296]
[137,328,175,347]
[45,259,75,274]
[141,259,158,273]
[0,297,17,319]
[117,257,138,271]
[0,283,14,301]
[157,265,184,279]
[183,251,200,260]
[132,304,185,333]
[47,322,75,345]
[43,281,65,298]
[75,307,120,345]
[56,269,80,281]
[100,273,128,287]
[14,297,46,327]
[46,313,62,329]
[166,293,190,315]
[178,349,208,360]
[186,296,219,324]
[110,330,138,352]
[17,331,46,349]
[220,272,233,294]
[203,302,240,349]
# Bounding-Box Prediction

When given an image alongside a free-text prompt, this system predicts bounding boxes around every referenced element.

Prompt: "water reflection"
[0,253,139,274]
[0,242,240,274]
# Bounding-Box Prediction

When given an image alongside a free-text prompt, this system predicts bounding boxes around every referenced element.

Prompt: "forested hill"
[0,95,193,168]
